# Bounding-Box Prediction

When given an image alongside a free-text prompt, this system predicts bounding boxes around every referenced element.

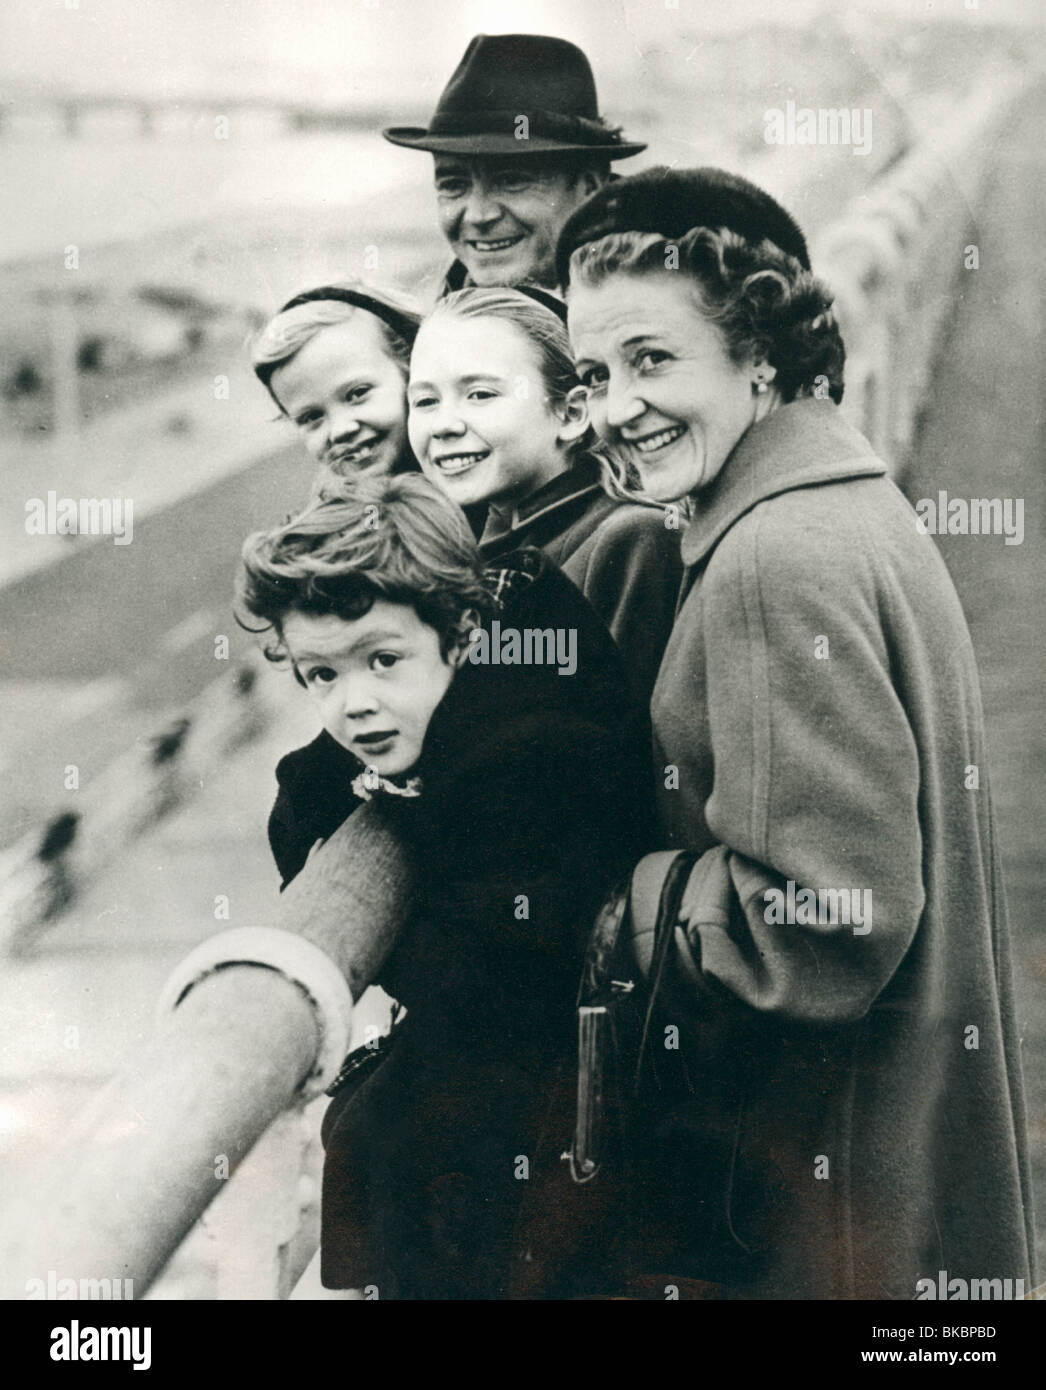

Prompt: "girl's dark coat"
[479,453,683,708]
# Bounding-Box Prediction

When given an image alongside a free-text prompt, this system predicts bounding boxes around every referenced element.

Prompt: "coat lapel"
[478,456,606,555]
[680,399,886,569]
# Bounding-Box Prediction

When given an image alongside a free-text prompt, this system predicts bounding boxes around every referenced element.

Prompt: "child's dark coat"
[268,550,652,1297]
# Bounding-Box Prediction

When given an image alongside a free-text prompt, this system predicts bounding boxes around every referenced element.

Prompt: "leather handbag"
[564,850,697,1184]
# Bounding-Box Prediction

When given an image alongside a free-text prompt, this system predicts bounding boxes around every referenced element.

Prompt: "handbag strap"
[576,878,632,1009]
[631,851,697,1092]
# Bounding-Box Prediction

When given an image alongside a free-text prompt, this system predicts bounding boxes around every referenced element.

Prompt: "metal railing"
[0,800,412,1301]
[814,65,1028,479]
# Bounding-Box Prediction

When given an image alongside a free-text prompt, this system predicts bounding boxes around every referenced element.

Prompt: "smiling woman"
[554,165,1036,1300]
[571,269,775,501]
[564,183,844,501]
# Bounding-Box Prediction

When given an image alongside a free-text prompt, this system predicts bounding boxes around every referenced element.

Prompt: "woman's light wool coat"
[643,397,1035,1299]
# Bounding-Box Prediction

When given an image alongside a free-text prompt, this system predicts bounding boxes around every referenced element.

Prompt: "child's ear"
[554,385,590,447]
[449,608,481,666]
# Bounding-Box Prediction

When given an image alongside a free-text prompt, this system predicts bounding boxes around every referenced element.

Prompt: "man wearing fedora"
[383,34,646,293]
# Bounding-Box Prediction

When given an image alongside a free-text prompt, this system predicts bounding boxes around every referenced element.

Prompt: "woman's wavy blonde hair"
[568,226,845,503]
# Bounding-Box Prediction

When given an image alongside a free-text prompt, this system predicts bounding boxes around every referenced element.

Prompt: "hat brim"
[382,127,646,159]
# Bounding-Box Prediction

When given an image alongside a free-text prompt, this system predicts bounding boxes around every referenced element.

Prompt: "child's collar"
[481,547,543,611]
[350,768,423,802]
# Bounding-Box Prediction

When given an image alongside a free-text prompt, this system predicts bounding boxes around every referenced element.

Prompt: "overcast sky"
[2,0,1042,98]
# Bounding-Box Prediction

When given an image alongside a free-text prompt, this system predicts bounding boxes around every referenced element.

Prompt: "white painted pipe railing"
[0,801,413,1301]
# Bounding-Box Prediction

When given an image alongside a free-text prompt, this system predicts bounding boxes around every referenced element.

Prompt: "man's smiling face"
[433,156,603,288]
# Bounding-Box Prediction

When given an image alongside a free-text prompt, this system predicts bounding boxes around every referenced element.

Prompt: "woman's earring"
[753,377,769,395]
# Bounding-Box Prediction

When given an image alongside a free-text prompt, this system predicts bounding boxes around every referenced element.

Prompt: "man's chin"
[466,263,526,288]
[460,248,550,289]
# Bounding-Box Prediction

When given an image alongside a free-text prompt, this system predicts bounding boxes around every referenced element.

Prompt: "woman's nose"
[604,375,646,432]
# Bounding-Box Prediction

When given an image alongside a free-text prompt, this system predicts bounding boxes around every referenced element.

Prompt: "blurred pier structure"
[0,54,1044,1296]
[0,89,429,141]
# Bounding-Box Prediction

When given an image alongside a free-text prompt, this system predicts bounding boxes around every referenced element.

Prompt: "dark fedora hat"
[383,33,646,159]
[555,165,811,285]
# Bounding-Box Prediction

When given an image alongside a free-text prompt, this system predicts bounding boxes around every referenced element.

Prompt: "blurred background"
[1,0,1044,1298]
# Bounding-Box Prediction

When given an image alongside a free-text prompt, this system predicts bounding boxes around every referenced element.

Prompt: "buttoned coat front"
[637,397,1035,1299]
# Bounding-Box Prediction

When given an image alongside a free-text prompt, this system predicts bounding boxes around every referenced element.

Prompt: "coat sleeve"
[663,502,925,1027]
[376,711,643,1018]
[268,779,312,889]
[571,506,683,708]
[268,733,365,890]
